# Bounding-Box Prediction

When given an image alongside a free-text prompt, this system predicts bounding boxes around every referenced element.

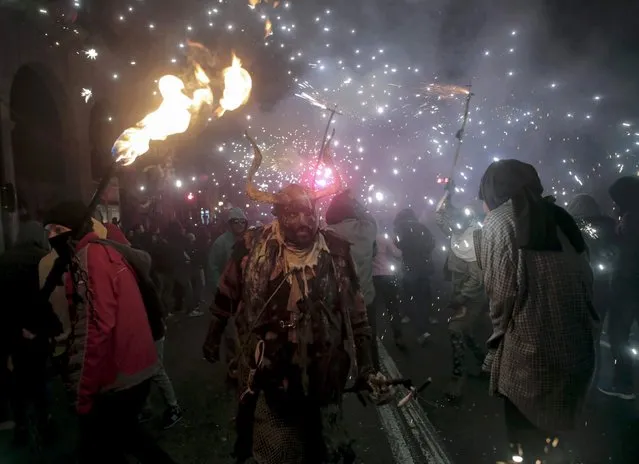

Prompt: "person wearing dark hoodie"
[0,221,61,445]
[43,202,176,464]
[326,190,379,369]
[104,224,183,429]
[165,221,195,316]
[393,208,435,345]
[598,177,639,400]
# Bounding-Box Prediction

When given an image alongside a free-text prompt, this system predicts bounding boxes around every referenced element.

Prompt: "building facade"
[0,6,119,250]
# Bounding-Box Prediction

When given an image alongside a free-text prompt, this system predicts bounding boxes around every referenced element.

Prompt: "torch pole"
[40,160,120,302]
[83,160,120,229]
[313,106,341,186]
[448,87,474,179]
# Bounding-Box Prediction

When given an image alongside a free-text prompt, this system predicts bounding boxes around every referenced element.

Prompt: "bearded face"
[274,185,319,248]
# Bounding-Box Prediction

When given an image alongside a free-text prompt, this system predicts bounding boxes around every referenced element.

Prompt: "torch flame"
[113,54,251,166]
[248,0,261,7]
[216,54,252,116]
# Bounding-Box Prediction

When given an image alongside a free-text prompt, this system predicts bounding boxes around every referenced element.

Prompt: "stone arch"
[89,99,117,180]
[9,63,71,216]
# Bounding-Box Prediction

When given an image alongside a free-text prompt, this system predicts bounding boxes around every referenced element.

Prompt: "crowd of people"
[0,160,637,464]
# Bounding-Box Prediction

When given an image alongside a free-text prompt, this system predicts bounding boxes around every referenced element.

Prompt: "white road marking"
[376,339,454,464]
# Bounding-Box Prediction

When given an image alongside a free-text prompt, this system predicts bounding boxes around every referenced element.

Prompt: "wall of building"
[0,8,118,248]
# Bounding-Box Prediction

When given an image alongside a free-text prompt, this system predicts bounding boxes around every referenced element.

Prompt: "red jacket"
[66,232,157,414]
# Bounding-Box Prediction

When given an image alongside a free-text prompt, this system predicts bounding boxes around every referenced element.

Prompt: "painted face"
[275,185,318,248]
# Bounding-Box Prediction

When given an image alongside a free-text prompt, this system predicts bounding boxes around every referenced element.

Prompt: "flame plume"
[113,53,252,166]
[216,54,253,116]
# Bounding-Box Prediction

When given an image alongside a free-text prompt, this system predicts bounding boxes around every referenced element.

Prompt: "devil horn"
[245,132,277,203]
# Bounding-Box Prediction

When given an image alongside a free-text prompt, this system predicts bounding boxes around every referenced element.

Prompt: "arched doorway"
[10,63,69,218]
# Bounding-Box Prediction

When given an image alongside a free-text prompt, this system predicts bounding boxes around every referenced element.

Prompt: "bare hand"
[367,372,393,406]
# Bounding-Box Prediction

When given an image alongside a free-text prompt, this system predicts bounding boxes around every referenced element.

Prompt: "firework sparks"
[84,48,98,60]
[80,88,93,103]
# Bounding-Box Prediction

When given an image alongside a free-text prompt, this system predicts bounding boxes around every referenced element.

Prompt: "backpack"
[92,239,166,341]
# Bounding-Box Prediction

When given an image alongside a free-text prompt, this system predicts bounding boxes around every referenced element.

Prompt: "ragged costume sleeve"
[481,204,518,350]
[202,235,249,363]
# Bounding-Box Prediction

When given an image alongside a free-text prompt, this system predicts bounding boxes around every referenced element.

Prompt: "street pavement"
[378,301,639,464]
[1,301,637,463]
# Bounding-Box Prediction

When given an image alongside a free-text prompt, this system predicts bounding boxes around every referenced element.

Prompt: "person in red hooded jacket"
[44,202,176,464]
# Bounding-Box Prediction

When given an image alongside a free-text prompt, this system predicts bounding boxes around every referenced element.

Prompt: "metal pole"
[313,106,341,186]
[448,88,474,179]
[40,160,119,301]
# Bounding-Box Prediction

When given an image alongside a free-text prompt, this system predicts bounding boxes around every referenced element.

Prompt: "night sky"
[13,0,639,222]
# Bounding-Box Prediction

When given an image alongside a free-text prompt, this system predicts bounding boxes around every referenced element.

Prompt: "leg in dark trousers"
[366,302,380,371]
[78,380,177,464]
[608,298,639,392]
[11,339,51,441]
[173,272,194,313]
[402,274,432,342]
[373,275,404,346]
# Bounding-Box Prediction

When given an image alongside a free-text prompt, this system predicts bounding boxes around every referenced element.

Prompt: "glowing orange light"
[112,54,251,166]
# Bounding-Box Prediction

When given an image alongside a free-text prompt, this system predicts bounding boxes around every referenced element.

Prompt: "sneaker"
[162,406,183,429]
[188,309,204,317]
[417,332,431,345]
[598,384,636,400]
[445,376,465,400]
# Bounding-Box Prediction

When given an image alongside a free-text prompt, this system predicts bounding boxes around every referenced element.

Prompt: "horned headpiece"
[244,131,343,204]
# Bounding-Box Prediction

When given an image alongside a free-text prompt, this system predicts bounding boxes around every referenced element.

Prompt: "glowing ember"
[216,54,253,116]
[265,18,273,38]
[423,83,471,99]
[113,54,250,166]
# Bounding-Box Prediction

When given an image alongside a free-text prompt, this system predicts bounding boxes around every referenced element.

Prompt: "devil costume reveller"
[203,136,382,464]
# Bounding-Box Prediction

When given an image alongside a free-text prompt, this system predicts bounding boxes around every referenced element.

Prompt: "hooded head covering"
[106,223,130,245]
[43,201,89,232]
[325,190,358,225]
[479,159,585,252]
[394,208,418,225]
[16,220,49,250]
[566,194,602,219]
[228,207,247,222]
[609,176,639,214]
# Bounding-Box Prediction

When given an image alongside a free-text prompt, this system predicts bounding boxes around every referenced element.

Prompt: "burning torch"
[445,85,473,189]
[40,51,252,301]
